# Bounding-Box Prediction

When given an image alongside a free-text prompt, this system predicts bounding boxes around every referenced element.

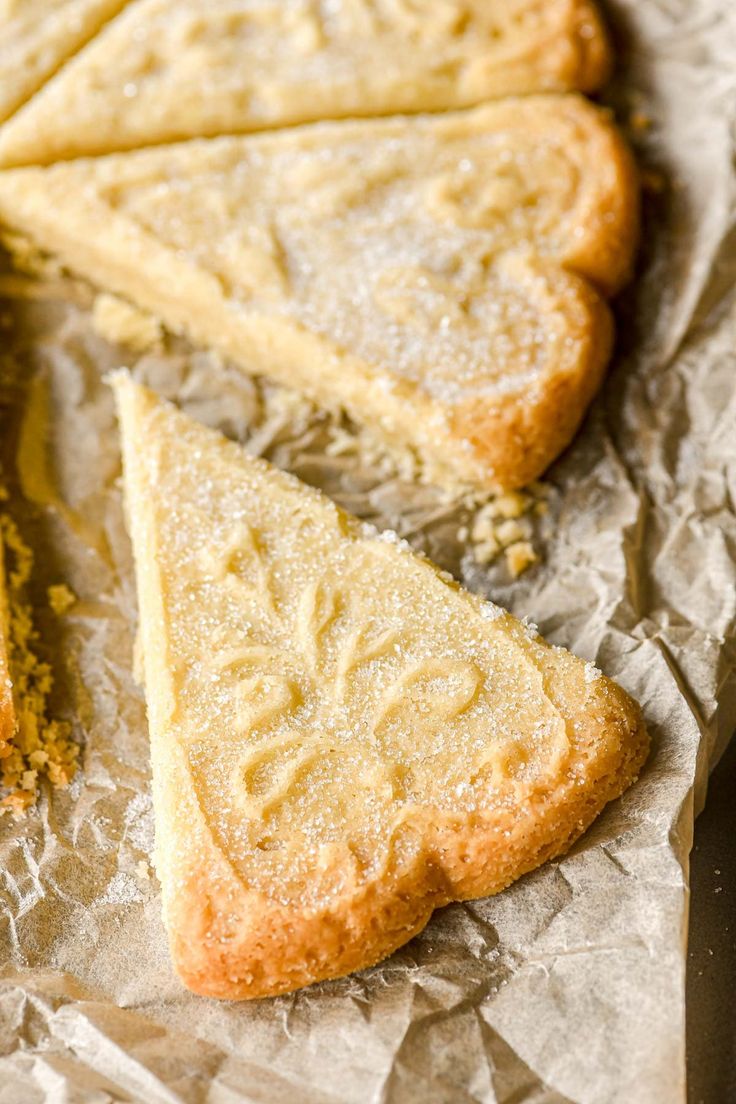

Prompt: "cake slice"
[113,373,648,1000]
[0,0,128,128]
[0,0,611,166]
[0,98,638,492]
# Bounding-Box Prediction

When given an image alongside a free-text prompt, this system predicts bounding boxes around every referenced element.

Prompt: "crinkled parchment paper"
[1,2,736,1101]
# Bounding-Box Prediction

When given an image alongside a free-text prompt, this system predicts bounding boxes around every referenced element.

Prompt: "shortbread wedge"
[0,0,128,128]
[0,98,638,492]
[113,373,648,1000]
[0,536,15,763]
[0,0,611,167]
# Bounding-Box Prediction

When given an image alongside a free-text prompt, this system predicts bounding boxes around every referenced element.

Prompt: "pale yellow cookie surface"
[0,98,638,492]
[0,0,610,166]
[0,0,128,127]
[113,373,648,1000]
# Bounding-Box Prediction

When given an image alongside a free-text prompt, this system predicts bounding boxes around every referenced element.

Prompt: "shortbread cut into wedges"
[113,374,648,1000]
[0,0,128,127]
[0,0,611,166]
[0,98,638,492]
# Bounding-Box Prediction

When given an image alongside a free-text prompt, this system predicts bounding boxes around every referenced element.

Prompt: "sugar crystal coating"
[115,375,622,910]
[0,95,632,491]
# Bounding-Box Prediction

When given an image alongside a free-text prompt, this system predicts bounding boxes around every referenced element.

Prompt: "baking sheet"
[1,1,736,1100]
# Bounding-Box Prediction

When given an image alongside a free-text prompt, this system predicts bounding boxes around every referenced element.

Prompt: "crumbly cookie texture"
[0,96,638,493]
[113,373,648,1001]
[0,532,15,767]
[0,0,128,128]
[464,485,551,575]
[0,514,78,816]
[47,583,76,615]
[0,0,610,166]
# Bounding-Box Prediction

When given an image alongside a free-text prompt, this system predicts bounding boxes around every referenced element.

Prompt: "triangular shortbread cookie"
[113,373,648,1000]
[0,98,638,492]
[0,0,611,166]
[0,0,128,127]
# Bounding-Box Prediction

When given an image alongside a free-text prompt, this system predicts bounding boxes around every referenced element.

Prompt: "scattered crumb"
[234,371,549,575]
[471,513,496,544]
[463,482,549,570]
[505,541,538,578]
[474,537,500,566]
[92,293,162,352]
[2,789,34,816]
[1,513,78,817]
[47,583,76,615]
[489,491,531,520]
[21,769,37,790]
[495,519,526,548]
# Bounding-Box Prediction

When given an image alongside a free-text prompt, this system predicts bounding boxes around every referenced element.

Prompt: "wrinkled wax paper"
[1,2,736,1101]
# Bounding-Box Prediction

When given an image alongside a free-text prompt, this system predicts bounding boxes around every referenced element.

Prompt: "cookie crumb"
[495,520,526,548]
[473,537,500,566]
[464,483,549,572]
[1,514,79,816]
[47,583,76,615]
[505,541,537,578]
[490,492,531,520]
